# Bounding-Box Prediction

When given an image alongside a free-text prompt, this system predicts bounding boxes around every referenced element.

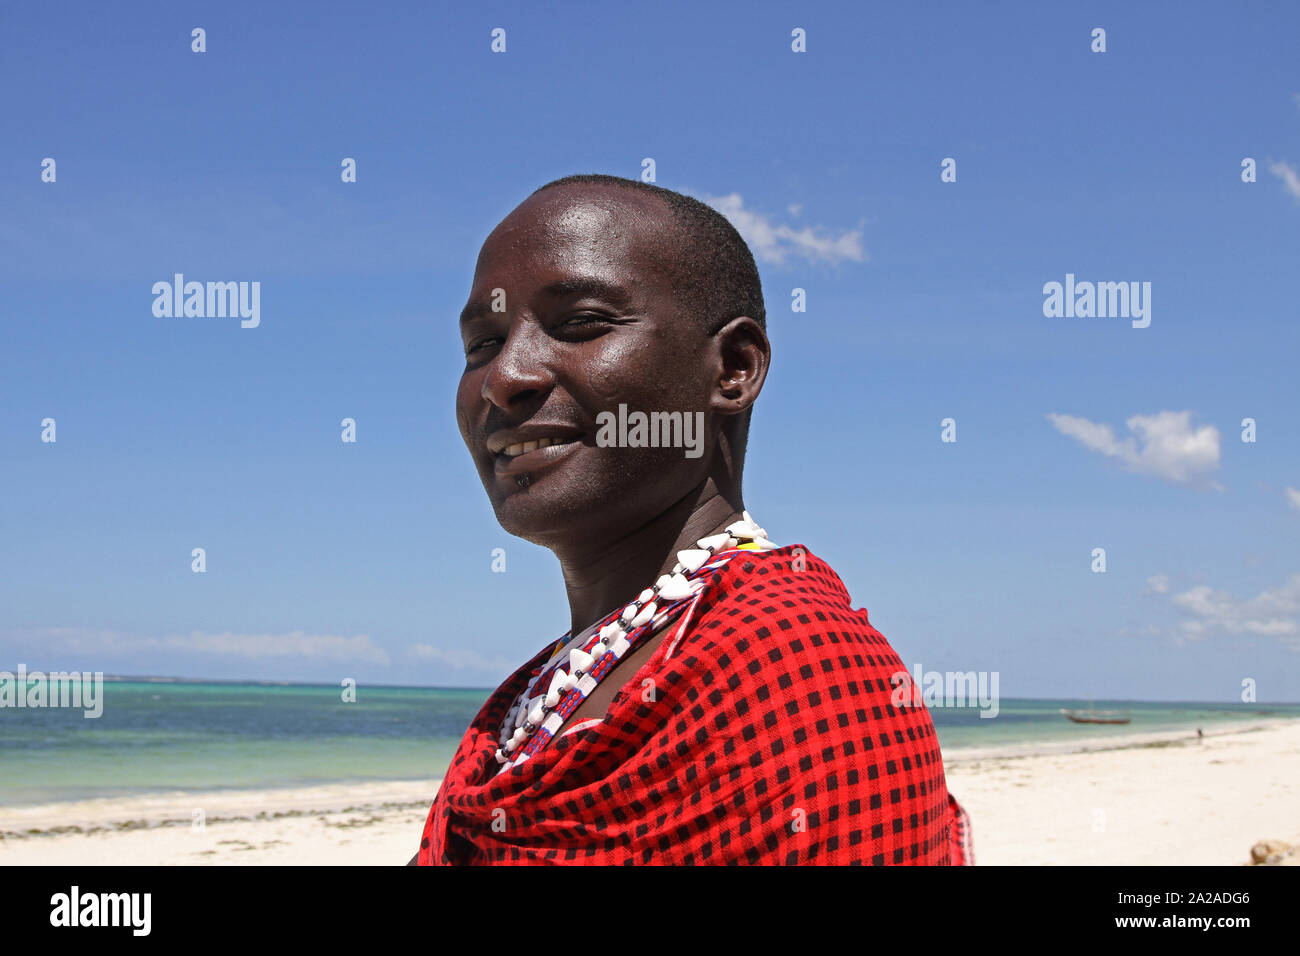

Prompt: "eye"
[465,336,501,356]
[555,313,613,333]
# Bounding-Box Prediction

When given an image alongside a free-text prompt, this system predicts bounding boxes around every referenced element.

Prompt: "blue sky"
[2,1,1298,700]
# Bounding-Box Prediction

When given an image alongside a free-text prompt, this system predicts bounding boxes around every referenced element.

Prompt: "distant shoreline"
[20,675,1300,705]
[3,717,1298,865]
[2,715,1294,821]
[93,675,496,692]
[941,715,1296,763]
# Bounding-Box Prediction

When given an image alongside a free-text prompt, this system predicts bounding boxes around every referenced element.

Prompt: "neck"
[555,480,744,638]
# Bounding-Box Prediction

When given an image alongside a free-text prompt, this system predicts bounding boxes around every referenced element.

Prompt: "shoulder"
[635,545,953,863]
[657,544,943,757]
[678,544,895,662]
[652,544,919,729]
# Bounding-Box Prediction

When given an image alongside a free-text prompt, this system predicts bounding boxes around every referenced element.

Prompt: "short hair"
[529,174,766,336]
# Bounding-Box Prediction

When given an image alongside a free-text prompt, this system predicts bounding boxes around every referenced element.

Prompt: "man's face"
[455,184,716,545]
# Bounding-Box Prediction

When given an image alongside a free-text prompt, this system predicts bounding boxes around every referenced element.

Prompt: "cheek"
[454,375,479,445]
[583,335,695,408]
[582,343,638,404]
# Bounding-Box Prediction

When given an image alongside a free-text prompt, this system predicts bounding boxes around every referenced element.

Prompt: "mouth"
[497,436,577,458]
[491,435,584,477]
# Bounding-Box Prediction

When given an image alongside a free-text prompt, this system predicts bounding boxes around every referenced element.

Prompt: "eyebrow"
[459,277,633,327]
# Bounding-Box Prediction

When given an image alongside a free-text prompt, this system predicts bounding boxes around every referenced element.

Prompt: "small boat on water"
[1060,707,1131,725]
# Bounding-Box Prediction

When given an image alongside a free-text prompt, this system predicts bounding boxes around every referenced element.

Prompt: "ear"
[708,316,770,417]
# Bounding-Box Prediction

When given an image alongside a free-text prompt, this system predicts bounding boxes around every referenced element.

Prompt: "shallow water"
[3,679,1296,806]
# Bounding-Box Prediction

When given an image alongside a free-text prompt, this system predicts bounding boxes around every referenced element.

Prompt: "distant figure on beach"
[412,174,972,865]
[1197,727,1204,741]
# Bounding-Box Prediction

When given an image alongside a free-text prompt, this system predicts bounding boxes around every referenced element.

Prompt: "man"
[413,173,972,864]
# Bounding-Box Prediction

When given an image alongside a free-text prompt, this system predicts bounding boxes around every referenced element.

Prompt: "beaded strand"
[494,511,775,768]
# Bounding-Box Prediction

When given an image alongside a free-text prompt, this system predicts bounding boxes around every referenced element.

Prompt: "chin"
[487,476,645,547]
[480,448,697,546]
[488,483,600,544]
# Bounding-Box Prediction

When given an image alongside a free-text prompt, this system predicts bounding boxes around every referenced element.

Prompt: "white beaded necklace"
[495,511,775,769]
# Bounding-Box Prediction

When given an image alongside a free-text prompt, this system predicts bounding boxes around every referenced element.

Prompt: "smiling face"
[455,183,725,547]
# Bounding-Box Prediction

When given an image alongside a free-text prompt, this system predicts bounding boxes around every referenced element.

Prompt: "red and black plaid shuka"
[417,545,974,865]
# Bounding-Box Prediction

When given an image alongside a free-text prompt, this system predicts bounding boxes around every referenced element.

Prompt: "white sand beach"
[944,718,1300,865]
[0,780,438,866]
[2,719,1297,865]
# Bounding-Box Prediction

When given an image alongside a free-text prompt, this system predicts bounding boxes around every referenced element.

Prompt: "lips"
[493,437,581,476]
[486,424,585,456]
[498,435,576,458]
[486,428,585,478]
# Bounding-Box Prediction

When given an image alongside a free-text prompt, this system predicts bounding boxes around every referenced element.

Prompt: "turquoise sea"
[2,679,1297,807]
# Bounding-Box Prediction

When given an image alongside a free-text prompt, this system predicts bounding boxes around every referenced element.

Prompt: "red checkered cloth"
[417,544,973,865]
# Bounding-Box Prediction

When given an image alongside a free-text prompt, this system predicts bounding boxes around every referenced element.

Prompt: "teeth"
[500,437,575,457]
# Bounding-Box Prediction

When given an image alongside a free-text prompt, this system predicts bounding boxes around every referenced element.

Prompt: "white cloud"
[409,643,514,673]
[180,631,389,663]
[1047,410,1222,487]
[17,627,390,664]
[1163,574,1300,647]
[702,193,865,266]
[1285,487,1300,511]
[1144,574,1170,595]
[1269,160,1300,200]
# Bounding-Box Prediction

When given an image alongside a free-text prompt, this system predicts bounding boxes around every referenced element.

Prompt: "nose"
[480,322,553,411]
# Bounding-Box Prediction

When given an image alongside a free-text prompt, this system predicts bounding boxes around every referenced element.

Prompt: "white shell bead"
[677,549,711,573]
[657,573,695,601]
[727,517,760,538]
[632,602,657,626]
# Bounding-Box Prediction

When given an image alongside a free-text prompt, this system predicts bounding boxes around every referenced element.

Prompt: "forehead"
[472,185,679,292]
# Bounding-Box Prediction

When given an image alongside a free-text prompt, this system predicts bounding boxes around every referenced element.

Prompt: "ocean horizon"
[3,677,1298,808]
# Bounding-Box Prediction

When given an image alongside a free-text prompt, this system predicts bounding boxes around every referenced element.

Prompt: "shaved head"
[529,174,766,337]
